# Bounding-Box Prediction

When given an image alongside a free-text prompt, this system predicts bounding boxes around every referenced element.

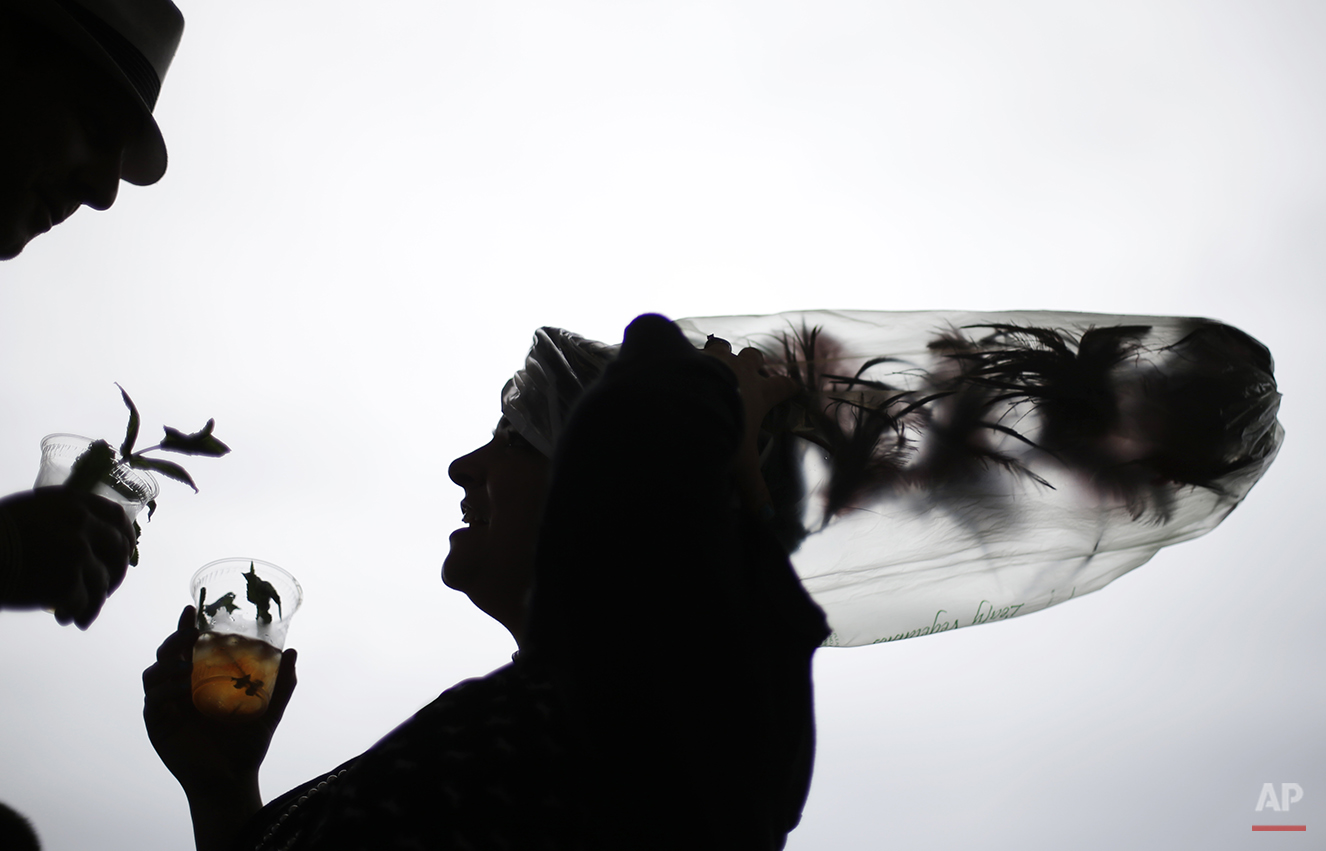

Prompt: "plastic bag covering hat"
[672,310,1283,646]
[501,311,1282,647]
[501,327,619,458]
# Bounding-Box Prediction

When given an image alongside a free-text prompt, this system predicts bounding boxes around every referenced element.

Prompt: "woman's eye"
[505,430,532,450]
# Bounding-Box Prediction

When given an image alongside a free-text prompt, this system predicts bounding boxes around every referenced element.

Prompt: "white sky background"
[1,1,1323,848]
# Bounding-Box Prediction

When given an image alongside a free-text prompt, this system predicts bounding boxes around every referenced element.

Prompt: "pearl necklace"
[255,767,350,851]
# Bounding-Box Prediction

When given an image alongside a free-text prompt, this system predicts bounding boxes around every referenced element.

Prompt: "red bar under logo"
[1252,825,1306,831]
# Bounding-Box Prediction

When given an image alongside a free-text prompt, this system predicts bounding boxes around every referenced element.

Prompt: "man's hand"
[0,487,135,629]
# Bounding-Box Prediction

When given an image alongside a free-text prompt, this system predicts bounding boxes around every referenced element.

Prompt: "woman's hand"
[143,606,296,850]
[700,336,798,513]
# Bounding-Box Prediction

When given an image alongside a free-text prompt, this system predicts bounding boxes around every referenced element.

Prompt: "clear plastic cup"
[189,558,303,722]
[34,433,159,521]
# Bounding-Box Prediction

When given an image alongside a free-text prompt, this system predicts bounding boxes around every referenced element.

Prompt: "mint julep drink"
[189,559,302,721]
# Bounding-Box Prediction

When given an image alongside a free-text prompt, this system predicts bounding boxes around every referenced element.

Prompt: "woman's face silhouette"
[444,419,550,642]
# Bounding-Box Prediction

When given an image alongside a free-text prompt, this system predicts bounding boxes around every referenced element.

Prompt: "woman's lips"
[459,499,489,526]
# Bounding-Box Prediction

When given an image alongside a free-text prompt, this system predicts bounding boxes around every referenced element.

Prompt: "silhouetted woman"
[142,315,829,851]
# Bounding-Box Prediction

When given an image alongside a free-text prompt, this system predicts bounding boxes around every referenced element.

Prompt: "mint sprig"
[244,562,282,625]
[204,591,239,618]
[110,384,231,492]
[69,384,230,492]
[66,386,231,566]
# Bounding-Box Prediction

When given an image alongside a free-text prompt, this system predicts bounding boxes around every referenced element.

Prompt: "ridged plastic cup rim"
[189,557,304,619]
[38,433,160,502]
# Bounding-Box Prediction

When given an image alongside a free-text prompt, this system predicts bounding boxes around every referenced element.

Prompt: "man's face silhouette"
[0,18,143,260]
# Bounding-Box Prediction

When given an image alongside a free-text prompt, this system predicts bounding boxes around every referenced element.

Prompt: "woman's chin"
[441,550,461,588]
[441,543,480,592]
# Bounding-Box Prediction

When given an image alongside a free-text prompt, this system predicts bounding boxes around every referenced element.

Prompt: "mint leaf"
[231,673,263,695]
[126,456,198,492]
[204,591,239,618]
[160,419,231,457]
[244,563,282,625]
[117,384,140,458]
[62,389,231,570]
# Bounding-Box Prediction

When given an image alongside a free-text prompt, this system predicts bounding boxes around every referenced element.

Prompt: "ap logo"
[1256,783,1303,812]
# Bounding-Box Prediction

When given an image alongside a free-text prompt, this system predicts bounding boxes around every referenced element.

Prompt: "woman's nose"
[448,446,484,487]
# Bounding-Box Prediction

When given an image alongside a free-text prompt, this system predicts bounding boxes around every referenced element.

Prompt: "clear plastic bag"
[674,310,1283,646]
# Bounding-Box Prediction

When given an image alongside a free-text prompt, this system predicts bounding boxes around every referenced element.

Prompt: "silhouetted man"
[0,0,183,631]
[0,0,183,259]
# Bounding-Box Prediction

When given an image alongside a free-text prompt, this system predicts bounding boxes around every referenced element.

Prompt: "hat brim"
[20,0,168,185]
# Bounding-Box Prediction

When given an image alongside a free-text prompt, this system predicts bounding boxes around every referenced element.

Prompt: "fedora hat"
[14,0,184,185]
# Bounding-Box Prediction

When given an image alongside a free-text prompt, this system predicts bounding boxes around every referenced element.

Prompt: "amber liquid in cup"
[191,632,282,721]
